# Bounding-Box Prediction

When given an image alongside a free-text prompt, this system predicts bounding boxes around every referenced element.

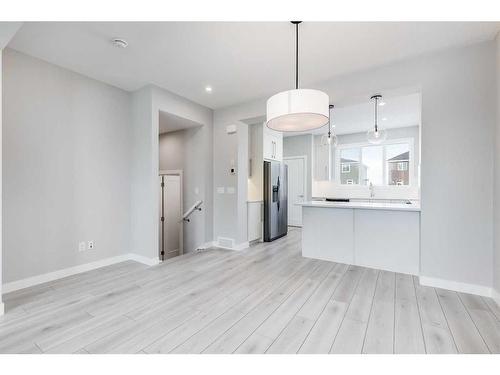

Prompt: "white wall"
[494,34,500,299]
[237,122,249,244]
[0,49,4,314]
[213,101,264,247]
[214,40,496,293]
[248,123,263,202]
[159,131,184,171]
[131,86,213,259]
[3,49,134,283]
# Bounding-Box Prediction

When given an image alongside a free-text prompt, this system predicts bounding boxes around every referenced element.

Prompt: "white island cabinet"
[300,201,420,275]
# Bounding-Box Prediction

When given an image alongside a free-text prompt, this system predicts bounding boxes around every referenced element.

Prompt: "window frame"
[341,164,351,173]
[334,137,415,187]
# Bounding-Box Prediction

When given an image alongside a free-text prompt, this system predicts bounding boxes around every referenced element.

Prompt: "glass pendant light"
[321,104,337,146]
[367,94,387,144]
[266,22,329,132]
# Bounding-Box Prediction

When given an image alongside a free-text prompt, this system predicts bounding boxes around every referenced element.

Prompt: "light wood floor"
[1,228,500,354]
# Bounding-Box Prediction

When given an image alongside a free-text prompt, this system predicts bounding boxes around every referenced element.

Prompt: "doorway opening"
[284,155,307,227]
[158,109,203,261]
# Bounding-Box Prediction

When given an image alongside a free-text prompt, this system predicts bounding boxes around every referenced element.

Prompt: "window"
[337,140,413,186]
[361,145,383,186]
[339,148,360,184]
[386,143,410,185]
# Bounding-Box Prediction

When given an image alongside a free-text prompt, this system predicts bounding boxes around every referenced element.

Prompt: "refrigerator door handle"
[276,175,280,211]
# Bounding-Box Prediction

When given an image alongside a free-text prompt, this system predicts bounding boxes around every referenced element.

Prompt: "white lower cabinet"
[302,207,354,264]
[302,206,420,275]
[354,209,420,275]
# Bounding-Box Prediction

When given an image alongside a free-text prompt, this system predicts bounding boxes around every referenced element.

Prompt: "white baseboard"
[234,241,250,251]
[2,253,159,294]
[492,290,500,308]
[197,241,215,250]
[214,240,249,251]
[127,253,160,267]
[419,276,493,298]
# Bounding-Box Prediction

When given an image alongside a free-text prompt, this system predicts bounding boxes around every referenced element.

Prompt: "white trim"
[213,238,249,251]
[2,253,159,294]
[197,241,215,250]
[233,242,250,251]
[0,302,4,316]
[126,253,160,267]
[492,290,500,309]
[419,276,492,298]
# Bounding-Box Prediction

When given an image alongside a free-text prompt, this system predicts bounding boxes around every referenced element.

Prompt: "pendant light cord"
[295,22,299,90]
[328,104,334,137]
[374,96,378,132]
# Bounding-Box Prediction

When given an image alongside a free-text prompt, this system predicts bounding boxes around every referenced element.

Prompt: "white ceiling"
[159,110,202,134]
[6,22,500,109]
[0,22,22,48]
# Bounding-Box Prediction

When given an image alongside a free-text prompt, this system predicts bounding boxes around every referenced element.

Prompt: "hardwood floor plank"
[394,273,425,354]
[298,300,348,354]
[362,271,395,354]
[482,298,500,321]
[330,268,378,354]
[414,277,457,354]
[436,289,489,354]
[45,316,135,353]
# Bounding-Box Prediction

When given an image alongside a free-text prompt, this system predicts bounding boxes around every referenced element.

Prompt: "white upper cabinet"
[263,123,283,161]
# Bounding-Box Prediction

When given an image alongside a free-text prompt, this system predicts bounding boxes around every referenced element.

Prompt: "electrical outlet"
[78,242,86,252]
[87,241,95,250]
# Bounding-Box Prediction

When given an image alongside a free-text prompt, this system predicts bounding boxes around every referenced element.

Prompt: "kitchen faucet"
[369,182,375,198]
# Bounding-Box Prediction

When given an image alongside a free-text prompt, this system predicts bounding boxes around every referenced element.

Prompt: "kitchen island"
[300,200,421,275]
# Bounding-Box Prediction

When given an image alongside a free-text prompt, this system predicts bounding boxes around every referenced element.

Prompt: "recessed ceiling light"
[111,38,128,48]
[378,101,386,106]
[205,86,213,93]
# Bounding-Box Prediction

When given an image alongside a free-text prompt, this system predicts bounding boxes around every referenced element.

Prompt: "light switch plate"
[217,187,225,194]
[78,242,86,252]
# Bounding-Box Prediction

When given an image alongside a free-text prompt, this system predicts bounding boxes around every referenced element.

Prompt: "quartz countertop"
[299,200,421,212]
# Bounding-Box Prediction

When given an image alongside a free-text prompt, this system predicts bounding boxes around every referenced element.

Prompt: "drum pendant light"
[367,94,387,144]
[266,22,329,132]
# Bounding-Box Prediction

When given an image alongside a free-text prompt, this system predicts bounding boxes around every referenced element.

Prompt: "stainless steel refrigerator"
[263,160,288,242]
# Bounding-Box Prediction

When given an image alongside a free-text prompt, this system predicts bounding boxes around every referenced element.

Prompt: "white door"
[284,157,306,227]
[159,174,182,260]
